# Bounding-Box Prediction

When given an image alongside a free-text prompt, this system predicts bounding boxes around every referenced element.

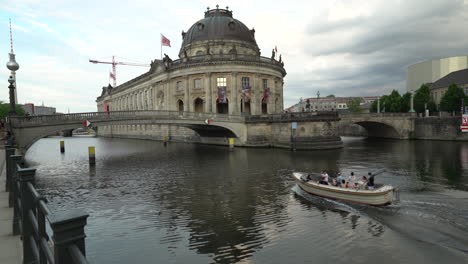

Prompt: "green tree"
[326,94,335,98]
[414,84,431,113]
[347,97,362,113]
[440,84,465,112]
[400,92,411,112]
[0,101,25,121]
[385,90,402,112]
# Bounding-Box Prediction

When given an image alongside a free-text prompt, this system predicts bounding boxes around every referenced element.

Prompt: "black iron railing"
[5,146,89,264]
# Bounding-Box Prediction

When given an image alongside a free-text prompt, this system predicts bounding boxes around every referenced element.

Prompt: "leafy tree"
[414,84,431,113]
[370,99,378,112]
[400,92,411,112]
[347,97,362,113]
[385,90,402,112]
[0,101,25,121]
[440,84,465,112]
[326,94,335,98]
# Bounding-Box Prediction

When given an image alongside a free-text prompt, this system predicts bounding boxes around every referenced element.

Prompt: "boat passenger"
[336,173,343,184]
[323,171,329,183]
[359,176,368,189]
[367,172,375,190]
[340,179,346,188]
[331,178,338,186]
[348,172,356,183]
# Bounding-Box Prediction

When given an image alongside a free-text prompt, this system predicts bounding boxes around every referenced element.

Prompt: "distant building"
[286,96,379,113]
[407,55,468,93]
[20,103,56,115]
[430,68,468,105]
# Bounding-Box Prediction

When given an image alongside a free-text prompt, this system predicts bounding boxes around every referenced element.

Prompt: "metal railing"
[5,146,89,264]
[245,111,340,122]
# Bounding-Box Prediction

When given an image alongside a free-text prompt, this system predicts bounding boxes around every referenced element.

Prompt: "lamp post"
[8,76,16,114]
[409,92,415,113]
[377,97,380,113]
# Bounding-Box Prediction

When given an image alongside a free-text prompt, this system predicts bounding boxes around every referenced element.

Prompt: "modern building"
[287,96,379,113]
[96,7,286,116]
[430,68,468,105]
[406,55,468,93]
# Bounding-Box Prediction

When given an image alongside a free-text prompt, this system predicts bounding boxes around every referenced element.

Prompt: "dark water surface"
[25,137,468,263]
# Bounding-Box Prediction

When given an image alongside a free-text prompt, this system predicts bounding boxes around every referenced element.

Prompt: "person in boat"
[359,176,368,190]
[340,179,347,188]
[347,172,356,184]
[367,172,375,190]
[336,172,343,185]
[318,171,329,185]
[331,178,338,186]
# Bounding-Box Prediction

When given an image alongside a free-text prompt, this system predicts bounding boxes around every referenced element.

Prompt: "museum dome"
[181,7,258,49]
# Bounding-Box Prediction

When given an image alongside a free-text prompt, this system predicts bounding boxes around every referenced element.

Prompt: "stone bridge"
[338,112,417,139]
[9,110,343,151]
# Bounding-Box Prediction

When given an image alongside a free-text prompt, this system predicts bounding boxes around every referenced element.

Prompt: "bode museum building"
[96,7,287,141]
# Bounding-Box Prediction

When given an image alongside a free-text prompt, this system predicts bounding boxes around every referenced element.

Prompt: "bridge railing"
[5,146,89,264]
[9,110,246,127]
[245,111,339,122]
[339,112,418,118]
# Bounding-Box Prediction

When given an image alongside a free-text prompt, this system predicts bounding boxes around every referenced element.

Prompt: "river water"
[25,136,468,264]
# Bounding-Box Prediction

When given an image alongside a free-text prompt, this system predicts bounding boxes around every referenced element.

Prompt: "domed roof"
[181,7,258,48]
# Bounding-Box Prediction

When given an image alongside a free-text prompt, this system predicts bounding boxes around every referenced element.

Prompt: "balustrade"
[5,147,90,264]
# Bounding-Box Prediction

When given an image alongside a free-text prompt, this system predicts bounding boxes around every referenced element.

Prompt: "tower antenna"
[9,18,14,53]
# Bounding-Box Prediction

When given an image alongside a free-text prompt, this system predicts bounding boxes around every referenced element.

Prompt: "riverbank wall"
[412,116,468,141]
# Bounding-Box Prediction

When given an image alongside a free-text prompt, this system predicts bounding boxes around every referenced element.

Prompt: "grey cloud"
[286,0,468,104]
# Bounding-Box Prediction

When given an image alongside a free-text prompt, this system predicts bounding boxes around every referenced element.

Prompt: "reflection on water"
[25,137,468,263]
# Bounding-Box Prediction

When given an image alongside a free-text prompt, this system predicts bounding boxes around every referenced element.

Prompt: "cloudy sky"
[0,0,467,112]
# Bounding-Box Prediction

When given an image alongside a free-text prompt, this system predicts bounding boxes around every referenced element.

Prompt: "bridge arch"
[338,121,401,138]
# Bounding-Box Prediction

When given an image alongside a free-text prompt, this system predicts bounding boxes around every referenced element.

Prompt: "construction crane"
[89,56,149,87]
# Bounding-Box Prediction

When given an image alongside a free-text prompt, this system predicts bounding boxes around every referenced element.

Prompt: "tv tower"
[6,18,19,107]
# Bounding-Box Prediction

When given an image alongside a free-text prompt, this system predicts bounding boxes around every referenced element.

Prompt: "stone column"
[252,74,260,115]
[231,72,238,114]
[185,75,190,112]
[205,73,212,113]
[165,79,170,111]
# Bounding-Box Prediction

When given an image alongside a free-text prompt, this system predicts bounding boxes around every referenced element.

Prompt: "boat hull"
[293,172,395,206]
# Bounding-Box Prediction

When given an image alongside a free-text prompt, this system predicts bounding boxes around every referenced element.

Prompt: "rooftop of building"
[430,68,468,89]
[181,6,257,49]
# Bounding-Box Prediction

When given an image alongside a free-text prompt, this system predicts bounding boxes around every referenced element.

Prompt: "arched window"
[194,98,204,113]
[196,50,204,56]
[178,100,184,112]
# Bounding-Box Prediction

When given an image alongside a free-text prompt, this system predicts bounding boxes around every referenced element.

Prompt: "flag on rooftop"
[161,34,171,47]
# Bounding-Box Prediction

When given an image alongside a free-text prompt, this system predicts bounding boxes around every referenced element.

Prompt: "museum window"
[263,79,268,89]
[217,77,227,87]
[241,77,250,88]
[194,79,202,89]
[177,81,183,92]
[196,50,204,56]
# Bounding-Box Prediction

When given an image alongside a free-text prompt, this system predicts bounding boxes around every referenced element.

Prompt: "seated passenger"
[367,172,375,190]
[340,179,346,188]
[348,172,356,183]
[336,172,344,184]
[331,178,338,186]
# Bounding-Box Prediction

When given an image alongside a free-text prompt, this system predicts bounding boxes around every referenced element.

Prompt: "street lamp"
[409,92,415,113]
[8,75,16,114]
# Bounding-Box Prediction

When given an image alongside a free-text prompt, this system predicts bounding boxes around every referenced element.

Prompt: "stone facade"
[96,7,286,117]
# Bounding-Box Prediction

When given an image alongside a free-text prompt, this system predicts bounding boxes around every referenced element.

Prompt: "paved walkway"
[0,143,22,264]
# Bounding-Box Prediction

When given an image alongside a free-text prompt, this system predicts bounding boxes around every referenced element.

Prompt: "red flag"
[83,120,91,127]
[109,71,115,80]
[275,46,278,53]
[161,34,171,47]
